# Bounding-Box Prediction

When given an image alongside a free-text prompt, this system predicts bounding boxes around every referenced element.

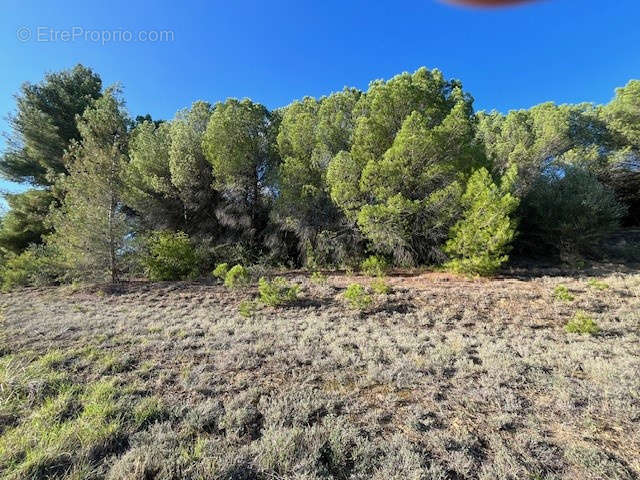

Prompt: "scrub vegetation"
[1,266,639,479]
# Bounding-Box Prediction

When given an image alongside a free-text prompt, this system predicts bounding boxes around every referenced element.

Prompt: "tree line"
[0,65,638,287]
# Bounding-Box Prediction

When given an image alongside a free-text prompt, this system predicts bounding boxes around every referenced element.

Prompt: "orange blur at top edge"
[444,0,537,7]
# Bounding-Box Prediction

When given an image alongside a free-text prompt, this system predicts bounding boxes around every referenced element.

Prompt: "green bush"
[258,277,299,307]
[0,245,61,291]
[343,283,372,310]
[1,250,37,291]
[224,265,250,288]
[360,255,389,277]
[520,166,626,256]
[238,299,259,318]
[445,166,519,276]
[553,284,574,302]
[587,279,609,291]
[212,262,229,280]
[371,278,391,295]
[565,311,600,335]
[141,231,199,281]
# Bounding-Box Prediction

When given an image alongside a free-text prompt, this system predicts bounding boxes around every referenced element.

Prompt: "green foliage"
[274,91,362,265]
[444,166,519,276]
[224,265,250,288]
[1,250,37,291]
[343,283,372,310]
[521,166,626,256]
[1,67,638,283]
[169,101,216,210]
[133,396,169,428]
[0,245,61,291]
[204,99,277,200]
[125,121,188,233]
[476,103,609,198]
[141,231,199,281]
[565,311,600,335]
[360,255,389,277]
[371,278,391,295]
[203,98,278,243]
[0,64,102,185]
[238,299,259,318]
[553,285,575,302]
[587,279,609,291]
[212,262,229,280]
[606,80,640,151]
[0,190,54,254]
[327,68,483,265]
[0,379,121,479]
[46,90,129,283]
[258,277,299,307]
[602,81,640,225]
[310,271,327,284]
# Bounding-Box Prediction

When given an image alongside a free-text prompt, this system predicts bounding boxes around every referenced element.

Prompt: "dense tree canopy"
[0,65,103,253]
[275,89,362,265]
[0,189,54,254]
[0,64,102,185]
[125,121,186,233]
[327,68,484,264]
[167,101,222,239]
[602,80,640,224]
[0,65,637,285]
[203,98,279,245]
[445,165,519,275]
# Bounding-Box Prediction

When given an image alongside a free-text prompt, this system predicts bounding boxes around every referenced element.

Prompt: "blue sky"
[1,0,639,201]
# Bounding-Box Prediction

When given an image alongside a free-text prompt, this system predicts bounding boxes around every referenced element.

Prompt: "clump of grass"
[0,353,70,422]
[224,265,250,288]
[38,350,67,369]
[310,271,327,285]
[360,255,389,277]
[371,278,391,295]
[258,277,299,307]
[219,389,263,439]
[553,284,574,302]
[238,299,259,318]
[343,283,372,310]
[565,311,600,335]
[147,324,162,334]
[133,395,169,428]
[212,262,229,281]
[184,399,224,435]
[138,360,155,379]
[0,380,122,479]
[587,279,609,291]
[100,352,134,374]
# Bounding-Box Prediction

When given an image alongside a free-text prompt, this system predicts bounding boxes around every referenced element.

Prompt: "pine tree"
[444,165,519,276]
[202,98,279,246]
[47,90,129,283]
[326,68,484,265]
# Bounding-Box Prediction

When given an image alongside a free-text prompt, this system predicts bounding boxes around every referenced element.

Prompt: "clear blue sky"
[1,0,639,201]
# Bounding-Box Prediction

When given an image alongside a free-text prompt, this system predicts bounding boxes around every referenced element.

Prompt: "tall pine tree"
[47,89,129,283]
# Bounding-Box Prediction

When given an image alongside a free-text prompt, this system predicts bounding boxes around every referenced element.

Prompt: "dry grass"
[1,264,639,479]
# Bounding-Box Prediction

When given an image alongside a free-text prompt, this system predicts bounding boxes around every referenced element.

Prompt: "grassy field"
[1,265,639,480]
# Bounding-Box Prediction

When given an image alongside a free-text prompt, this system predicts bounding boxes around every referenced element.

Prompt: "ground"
[0,265,639,480]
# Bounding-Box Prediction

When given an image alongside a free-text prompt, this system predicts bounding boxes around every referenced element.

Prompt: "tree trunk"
[108,195,118,283]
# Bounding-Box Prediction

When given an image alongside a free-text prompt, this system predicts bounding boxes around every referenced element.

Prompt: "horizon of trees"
[0,64,638,286]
